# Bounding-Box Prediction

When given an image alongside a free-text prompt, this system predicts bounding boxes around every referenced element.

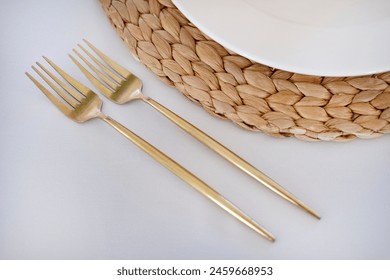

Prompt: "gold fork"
[26,57,275,241]
[70,40,320,220]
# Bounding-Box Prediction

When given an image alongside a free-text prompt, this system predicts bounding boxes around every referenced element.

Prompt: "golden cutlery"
[71,39,320,219]
[26,57,275,241]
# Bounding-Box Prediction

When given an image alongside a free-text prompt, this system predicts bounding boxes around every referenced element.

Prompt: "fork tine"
[77,44,122,84]
[69,53,114,98]
[71,49,117,90]
[35,62,81,106]
[83,39,131,78]
[26,71,72,116]
[43,56,91,98]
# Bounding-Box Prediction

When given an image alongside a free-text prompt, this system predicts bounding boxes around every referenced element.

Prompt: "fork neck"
[97,113,128,136]
[97,111,110,121]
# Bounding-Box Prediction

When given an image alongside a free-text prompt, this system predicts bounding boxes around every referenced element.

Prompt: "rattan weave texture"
[100,0,390,141]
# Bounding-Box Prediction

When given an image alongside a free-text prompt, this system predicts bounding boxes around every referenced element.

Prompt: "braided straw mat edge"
[100,0,390,142]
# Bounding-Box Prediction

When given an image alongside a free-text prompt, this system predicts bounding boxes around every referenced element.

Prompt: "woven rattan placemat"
[100,0,390,141]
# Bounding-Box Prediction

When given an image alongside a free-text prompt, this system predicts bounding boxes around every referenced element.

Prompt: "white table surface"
[0,0,389,260]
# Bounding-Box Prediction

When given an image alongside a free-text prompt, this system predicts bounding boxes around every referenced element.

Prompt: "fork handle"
[143,97,320,219]
[99,114,274,241]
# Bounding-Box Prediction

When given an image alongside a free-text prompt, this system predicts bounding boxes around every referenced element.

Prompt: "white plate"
[172,0,390,77]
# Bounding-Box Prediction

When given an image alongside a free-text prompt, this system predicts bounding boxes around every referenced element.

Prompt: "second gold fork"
[71,39,320,219]
[26,57,275,241]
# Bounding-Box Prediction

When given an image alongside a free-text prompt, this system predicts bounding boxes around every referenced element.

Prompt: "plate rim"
[172,0,390,77]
